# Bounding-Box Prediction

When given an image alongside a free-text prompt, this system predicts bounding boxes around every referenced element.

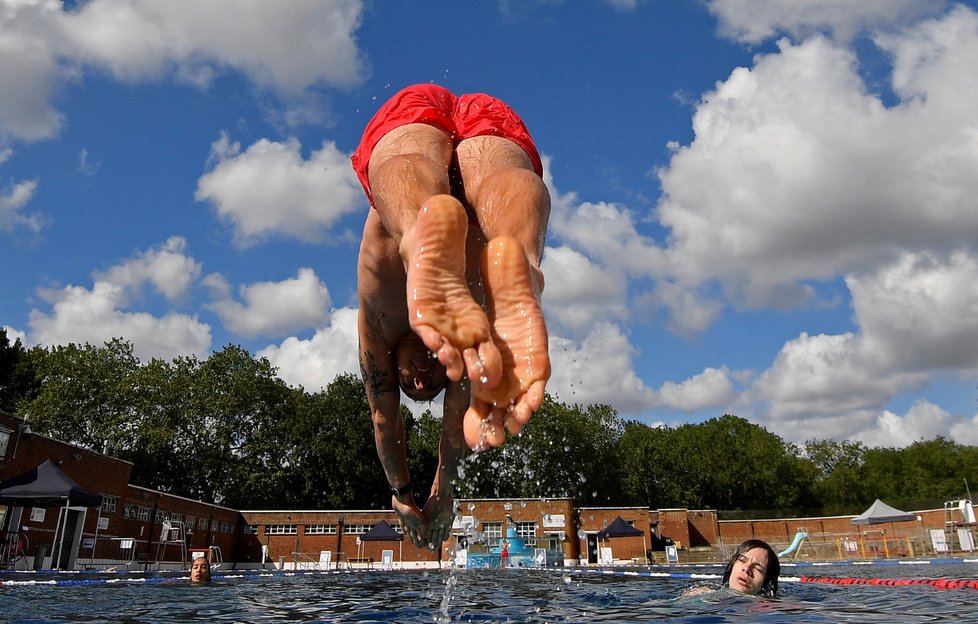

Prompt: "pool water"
[2,563,977,622]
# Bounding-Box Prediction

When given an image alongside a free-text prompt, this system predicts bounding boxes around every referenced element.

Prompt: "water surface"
[2,563,977,622]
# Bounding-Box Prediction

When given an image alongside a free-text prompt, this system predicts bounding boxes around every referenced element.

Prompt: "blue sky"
[3,0,978,448]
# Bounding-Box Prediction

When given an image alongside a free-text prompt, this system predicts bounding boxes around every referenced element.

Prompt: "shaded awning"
[851,499,916,525]
[360,520,404,541]
[597,516,644,539]
[0,459,103,508]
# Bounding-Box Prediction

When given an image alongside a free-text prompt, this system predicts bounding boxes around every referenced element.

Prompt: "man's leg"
[456,136,552,449]
[367,124,502,384]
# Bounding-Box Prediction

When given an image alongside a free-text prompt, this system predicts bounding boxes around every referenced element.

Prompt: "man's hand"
[422,491,456,549]
[392,494,427,548]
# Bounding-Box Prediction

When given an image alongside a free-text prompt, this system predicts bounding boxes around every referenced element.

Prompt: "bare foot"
[407,195,502,384]
[464,236,550,450]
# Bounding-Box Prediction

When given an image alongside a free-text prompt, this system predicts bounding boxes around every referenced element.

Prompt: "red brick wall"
[575,507,651,562]
[1,412,242,566]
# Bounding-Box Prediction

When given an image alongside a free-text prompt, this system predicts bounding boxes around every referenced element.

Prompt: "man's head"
[395,333,447,401]
[190,556,211,584]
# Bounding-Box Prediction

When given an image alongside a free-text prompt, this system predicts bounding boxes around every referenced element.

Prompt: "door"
[53,507,87,570]
[586,533,598,564]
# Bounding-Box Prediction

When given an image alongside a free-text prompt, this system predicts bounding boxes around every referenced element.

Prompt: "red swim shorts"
[351,83,544,208]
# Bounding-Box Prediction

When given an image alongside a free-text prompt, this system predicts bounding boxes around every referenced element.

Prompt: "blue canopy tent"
[357,520,403,565]
[597,516,647,563]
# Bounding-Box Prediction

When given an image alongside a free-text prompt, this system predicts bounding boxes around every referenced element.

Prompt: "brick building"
[0,411,240,570]
[3,409,968,570]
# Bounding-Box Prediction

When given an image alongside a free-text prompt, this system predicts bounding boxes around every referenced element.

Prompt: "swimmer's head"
[721,539,779,596]
[395,333,447,401]
[190,556,211,584]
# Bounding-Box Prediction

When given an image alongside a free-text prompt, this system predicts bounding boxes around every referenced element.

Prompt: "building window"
[305,524,337,535]
[124,504,136,519]
[185,517,196,531]
[171,513,184,524]
[155,510,166,523]
[483,522,502,541]
[266,524,297,535]
[100,495,118,514]
[0,429,10,458]
[137,507,151,522]
[245,524,259,534]
[221,521,231,534]
[343,524,369,535]
[515,522,537,540]
[198,519,209,532]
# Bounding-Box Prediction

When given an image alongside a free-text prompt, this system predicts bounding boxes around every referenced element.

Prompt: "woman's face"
[190,557,210,583]
[727,547,769,594]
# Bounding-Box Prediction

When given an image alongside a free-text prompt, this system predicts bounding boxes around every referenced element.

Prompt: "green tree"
[0,328,38,413]
[456,397,624,503]
[179,345,296,508]
[278,373,388,509]
[23,339,141,450]
[805,439,868,513]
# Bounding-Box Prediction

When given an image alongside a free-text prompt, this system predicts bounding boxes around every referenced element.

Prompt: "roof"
[359,519,403,541]
[597,516,644,538]
[0,459,103,507]
[851,499,917,525]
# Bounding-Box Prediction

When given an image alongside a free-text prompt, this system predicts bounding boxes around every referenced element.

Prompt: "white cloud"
[640,280,724,337]
[27,238,210,361]
[29,282,211,362]
[0,177,42,233]
[76,148,99,176]
[851,399,973,448]
[547,322,655,412]
[541,245,627,337]
[195,135,363,246]
[744,249,978,446]
[654,367,737,412]
[706,0,946,44]
[2,325,28,346]
[657,14,978,311]
[752,332,924,427]
[64,0,365,92]
[549,197,666,280]
[94,236,200,301]
[850,251,978,372]
[205,268,331,339]
[259,306,359,392]
[0,0,366,141]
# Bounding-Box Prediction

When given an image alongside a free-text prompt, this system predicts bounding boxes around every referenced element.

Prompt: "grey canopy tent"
[357,520,403,565]
[597,516,647,562]
[0,459,104,569]
[851,499,917,525]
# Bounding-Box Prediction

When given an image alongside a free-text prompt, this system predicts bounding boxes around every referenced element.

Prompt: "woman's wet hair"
[721,539,780,596]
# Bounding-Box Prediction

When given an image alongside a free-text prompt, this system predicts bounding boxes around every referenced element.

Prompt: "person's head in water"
[190,556,211,584]
[395,333,447,401]
[721,539,779,596]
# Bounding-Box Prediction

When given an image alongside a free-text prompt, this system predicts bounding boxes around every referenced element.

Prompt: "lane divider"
[561,567,978,590]
[798,576,978,590]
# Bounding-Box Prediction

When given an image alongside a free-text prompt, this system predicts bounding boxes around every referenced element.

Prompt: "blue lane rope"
[0,568,358,587]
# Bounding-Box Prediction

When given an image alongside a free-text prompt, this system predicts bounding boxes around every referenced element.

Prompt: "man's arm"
[358,309,427,547]
[421,378,468,547]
